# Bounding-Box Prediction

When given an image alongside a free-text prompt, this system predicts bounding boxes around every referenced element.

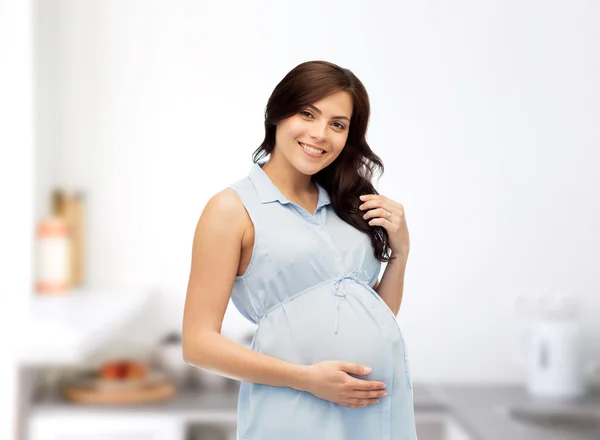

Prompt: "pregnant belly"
[254,282,403,381]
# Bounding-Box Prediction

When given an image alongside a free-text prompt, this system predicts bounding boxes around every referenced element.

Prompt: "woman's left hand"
[359,194,410,259]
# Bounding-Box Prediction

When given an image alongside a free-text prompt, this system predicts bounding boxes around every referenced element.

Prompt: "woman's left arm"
[359,194,410,316]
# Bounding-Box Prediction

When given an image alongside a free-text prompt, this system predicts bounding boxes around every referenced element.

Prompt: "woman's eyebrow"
[307,104,350,122]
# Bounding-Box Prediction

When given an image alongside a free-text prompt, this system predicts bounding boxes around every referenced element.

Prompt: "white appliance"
[516,294,598,400]
[524,317,585,399]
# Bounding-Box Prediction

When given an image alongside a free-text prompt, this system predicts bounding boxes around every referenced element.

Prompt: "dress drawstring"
[332,269,370,334]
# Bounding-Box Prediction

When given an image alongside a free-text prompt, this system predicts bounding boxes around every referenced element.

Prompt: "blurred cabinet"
[415,411,474,440]
[186,423,237,440]
[446,416,473,440]
[29,406,471,440]
[28,414,184,440]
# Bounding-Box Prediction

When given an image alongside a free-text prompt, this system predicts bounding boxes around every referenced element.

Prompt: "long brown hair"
[252,60,392,262]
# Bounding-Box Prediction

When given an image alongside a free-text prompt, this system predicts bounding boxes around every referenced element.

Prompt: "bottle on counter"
[35,188,87,295]
[35,216,71,295]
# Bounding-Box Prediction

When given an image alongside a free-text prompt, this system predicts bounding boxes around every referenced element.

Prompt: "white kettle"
[516,294,599,400]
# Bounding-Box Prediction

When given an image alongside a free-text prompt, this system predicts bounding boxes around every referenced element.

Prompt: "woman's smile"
[299,141,326,158]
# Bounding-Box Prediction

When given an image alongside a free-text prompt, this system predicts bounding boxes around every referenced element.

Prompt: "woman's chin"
[292,155,330,175]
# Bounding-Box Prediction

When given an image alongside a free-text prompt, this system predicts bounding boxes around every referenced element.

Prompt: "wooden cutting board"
[63,379,176,405]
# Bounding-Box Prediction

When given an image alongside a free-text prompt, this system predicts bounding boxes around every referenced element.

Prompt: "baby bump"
[255,282,404,380]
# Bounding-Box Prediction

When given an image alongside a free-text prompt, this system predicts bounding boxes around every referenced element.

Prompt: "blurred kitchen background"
[2,0,600,439]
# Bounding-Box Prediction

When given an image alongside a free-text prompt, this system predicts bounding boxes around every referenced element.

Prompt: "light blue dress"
[228,161,417,440]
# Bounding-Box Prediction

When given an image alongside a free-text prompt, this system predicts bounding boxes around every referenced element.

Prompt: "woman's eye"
[300,111,345,130]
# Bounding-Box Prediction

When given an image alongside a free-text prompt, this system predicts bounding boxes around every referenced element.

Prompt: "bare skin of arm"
[182,189,387,408]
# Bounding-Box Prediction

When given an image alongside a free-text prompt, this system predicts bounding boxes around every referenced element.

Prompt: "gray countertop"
[31,382,600,439]
[423,384,600,440]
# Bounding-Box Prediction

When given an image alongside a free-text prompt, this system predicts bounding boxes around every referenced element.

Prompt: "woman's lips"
[299,142,326,158]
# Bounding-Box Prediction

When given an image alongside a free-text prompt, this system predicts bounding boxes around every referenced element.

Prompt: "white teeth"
[300,142,324,154]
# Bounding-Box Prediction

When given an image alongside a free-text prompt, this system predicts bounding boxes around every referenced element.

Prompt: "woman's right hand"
[300,361,388,408]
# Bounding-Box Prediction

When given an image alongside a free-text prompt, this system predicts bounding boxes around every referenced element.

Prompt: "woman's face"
[274,90,353,176]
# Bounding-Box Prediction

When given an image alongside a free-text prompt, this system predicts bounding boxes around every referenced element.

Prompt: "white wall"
[36,0,600,383]
[1,0,34,438]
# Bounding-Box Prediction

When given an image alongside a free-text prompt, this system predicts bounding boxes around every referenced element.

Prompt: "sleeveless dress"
[228,161,417,440]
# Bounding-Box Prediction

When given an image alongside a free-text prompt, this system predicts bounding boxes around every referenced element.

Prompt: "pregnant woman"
[183,60,417,440]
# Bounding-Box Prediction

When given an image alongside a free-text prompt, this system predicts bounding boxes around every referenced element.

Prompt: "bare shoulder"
[196,188,248,235]
[204,188,246,217]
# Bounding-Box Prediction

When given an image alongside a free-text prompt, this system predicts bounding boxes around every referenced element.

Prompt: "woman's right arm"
[182,189,387,408]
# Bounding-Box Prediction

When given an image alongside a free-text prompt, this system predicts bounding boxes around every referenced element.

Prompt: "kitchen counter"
[427,384,600,440]
[29,382,600,440]
[31,381,444,420]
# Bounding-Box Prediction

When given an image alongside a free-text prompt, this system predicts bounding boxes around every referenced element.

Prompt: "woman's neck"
[261,152,317,199]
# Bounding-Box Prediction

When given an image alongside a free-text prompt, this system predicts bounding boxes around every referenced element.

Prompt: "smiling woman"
[271,89,352,172]
[182,60,416,440]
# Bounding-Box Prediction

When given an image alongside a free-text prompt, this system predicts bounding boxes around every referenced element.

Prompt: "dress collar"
[249,161,331,209]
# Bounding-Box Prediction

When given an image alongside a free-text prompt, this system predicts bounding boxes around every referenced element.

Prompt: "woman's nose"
[309,122,328,141]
